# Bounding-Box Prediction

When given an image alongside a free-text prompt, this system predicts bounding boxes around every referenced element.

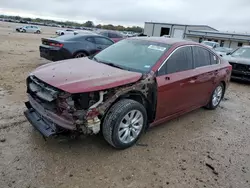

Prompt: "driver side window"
[158,46,193,76]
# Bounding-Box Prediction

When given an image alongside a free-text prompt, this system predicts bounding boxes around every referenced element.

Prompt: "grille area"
[27,75,61,112]
[229,62,250,72]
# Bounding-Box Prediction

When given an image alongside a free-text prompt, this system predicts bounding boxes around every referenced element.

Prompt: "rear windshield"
[55,34,78,41]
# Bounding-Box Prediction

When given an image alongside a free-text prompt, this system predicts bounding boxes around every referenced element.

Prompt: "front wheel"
[102,99,147,149]
[205,83,225,110]
[22,29,26,33]
[36,30,41,34]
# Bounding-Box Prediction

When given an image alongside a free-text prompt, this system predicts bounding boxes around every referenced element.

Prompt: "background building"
[144,22,250,49]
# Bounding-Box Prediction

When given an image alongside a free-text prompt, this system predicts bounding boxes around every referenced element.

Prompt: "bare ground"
[0,22,249,188]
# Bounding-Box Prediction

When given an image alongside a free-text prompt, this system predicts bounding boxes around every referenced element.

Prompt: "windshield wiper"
[100,61,126,70]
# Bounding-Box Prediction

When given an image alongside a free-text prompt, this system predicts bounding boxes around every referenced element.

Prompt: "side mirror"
[226,52,231,55]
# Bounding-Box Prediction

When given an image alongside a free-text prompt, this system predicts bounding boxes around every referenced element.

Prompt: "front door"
[155,46,196,120]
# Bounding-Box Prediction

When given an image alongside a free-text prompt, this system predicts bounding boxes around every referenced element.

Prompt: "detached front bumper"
[24,106,56,137]
[24,94,77,137]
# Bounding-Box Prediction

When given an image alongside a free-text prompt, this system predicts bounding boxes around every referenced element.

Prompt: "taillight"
[49,43,64,47]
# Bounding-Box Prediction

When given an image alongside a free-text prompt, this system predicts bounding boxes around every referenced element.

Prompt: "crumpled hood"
[223,55,250,65]
[31,58,142,93]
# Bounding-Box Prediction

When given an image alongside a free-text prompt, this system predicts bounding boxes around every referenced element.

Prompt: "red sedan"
[24,37,232,149]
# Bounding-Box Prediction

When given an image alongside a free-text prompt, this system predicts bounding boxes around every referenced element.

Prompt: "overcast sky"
[1,0,250,32]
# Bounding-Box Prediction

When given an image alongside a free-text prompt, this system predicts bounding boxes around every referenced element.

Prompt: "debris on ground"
[206,163,219,176]
[0,137,6,142]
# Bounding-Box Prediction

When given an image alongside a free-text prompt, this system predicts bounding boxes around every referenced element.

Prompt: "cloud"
[1,0,250,32]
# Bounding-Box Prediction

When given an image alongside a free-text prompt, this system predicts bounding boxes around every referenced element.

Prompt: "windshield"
[231,47,250,58]
[94,39,170,73]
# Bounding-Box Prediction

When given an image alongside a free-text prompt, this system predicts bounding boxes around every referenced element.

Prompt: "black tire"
[61,32,64,35]
[22,29,26,33]
[205,83,225,110]
[102,99,147,149]
[16,29,20,32]
[36,30,41,34]
[74,52,87,58]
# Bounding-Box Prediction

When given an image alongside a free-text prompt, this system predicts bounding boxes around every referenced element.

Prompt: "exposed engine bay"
[25,73,155,137]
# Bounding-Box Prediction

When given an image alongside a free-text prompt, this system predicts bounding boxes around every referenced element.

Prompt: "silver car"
[201,41,220,49]
[19,25,41,34]
[214,47,233,57]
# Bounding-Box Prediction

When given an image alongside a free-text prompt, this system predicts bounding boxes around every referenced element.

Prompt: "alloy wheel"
[212,85,223,107]
[118,110,144,144]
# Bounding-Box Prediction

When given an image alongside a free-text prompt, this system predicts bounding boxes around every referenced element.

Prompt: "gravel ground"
[0,22,249,188]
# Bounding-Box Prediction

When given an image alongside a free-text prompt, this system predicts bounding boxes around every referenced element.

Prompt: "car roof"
[130,37,198,45]
[202,41,218,44]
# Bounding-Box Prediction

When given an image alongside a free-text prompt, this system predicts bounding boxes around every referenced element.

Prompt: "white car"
[55,29,75,35]
[17,25,41,34]
[201,41,220,49]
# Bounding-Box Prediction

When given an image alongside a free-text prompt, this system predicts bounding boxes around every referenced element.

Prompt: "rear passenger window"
[158,46,193,75]
[94,37,114,45]
[192,46,211,68]
[210,53,219,64]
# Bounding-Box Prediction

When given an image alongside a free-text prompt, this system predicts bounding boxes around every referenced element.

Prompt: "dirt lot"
[0,21,249,188]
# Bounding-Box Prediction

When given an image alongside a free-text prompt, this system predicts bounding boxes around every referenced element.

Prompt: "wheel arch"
[101,90,155,129]
[73,50,89,57]
[220,80,226,98]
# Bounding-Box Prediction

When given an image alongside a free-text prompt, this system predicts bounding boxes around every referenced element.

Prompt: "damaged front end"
[24,73,156,137]
[24,75,106,137]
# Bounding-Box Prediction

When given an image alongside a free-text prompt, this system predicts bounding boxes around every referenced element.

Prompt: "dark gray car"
[224,46,250,81]
[39,34,114,61]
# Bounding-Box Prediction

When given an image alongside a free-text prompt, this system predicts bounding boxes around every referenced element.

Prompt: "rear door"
[156,46,196,119]
[26,26,32,32]
[191,46,220,105]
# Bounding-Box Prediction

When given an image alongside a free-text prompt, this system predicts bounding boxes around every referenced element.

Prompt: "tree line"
[0,15,143,33]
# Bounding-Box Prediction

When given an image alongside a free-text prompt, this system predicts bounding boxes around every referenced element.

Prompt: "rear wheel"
[16,29,20,32]
[74,52,87,58]
[36,30,41,34]
[22,29,26,33]
[60,32,64,35]
[205,83,225,110]
[102,99,147,149]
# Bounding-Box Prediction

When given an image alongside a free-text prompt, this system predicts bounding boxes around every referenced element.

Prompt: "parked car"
[214,47,233,56]
[17,25,41,33]
[24,38,231,149]
[39,34,114,61]
[97,30,125,42]
[223,46,250,81]
[201,41,220,49]
[55,29,75,35]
